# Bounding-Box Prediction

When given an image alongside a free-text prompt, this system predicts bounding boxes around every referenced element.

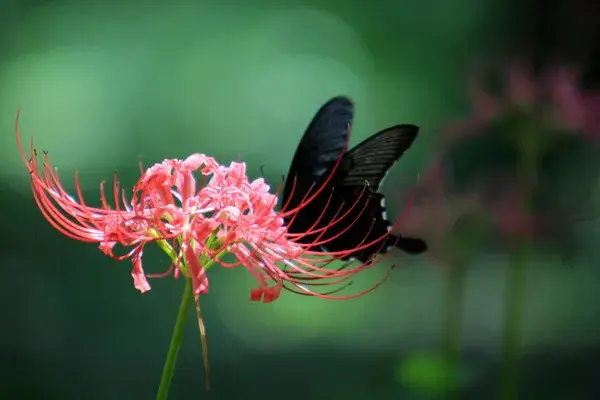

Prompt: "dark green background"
[1,0,599,399]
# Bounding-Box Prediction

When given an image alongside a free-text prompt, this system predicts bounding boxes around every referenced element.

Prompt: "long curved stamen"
[303,178,419,259]
[309,214,379,260]
[288,254,394,286]
[280,175,298,212]
[283,259,352,279]
[147,262,176,279]
[283,178,370,244]
[279,124,351,218]
[283,281,353,297]
[281,264,357,287]
[295,184,372,248]
[284,264,394,300]
[261,246,377,279]
[270,174,287,207]
[285,187,340,241]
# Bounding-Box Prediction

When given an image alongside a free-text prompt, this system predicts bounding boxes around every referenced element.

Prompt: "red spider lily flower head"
[544,65,600,140]
[16,111,411,303]
[462,59,600,138]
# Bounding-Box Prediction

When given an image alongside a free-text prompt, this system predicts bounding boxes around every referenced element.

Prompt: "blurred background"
[1,0,599,399]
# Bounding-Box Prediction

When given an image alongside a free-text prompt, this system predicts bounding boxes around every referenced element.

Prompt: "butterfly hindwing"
[337,124,419,190]
[320,125,423,262]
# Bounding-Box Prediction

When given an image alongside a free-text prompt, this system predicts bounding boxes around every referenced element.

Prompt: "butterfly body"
[282,96,427,263]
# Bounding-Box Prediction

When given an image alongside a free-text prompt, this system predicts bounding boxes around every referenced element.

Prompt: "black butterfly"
[281,96,427,264]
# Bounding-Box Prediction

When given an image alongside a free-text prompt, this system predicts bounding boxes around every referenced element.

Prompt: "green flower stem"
[156,278,193,400]
[152,229,226,398]
[441,263,468,366]
[500,130,537,400]
[439,260,468,399]
[500,245,527,400]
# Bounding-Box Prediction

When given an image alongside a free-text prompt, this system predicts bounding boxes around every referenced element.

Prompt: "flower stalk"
[499,243,527,400]
[156,277,193,400]
[440,260,468,398]
[500,122,538,400]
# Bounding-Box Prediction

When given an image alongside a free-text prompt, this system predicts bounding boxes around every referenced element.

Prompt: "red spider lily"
[393,162,485,267]
[547,65,600,140]
[444,59,600,141]
[481,181,543,240]
[16,111,412,303]
[398,161,551,261]
[477,60,600,132]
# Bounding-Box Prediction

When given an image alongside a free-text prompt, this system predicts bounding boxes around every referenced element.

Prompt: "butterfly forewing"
[281,96,354,205]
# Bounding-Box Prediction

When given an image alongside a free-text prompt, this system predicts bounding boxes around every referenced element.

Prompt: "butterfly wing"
[337,124,419,190]
[321,125,426,261]
[281,97,354,242]
[281,96,354,207]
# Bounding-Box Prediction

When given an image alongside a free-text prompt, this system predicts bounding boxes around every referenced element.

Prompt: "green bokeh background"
[1,1,599,399]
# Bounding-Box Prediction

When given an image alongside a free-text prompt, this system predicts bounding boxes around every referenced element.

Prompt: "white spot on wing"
[379,196,391,230]
[380,196,389,222]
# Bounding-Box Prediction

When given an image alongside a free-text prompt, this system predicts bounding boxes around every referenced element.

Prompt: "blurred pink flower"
[446,59,600,140]
[16,110,398,303]
[394,163,484,266]
[478,180,544,241]
[547,65,600,140]
[396,164,547,262]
